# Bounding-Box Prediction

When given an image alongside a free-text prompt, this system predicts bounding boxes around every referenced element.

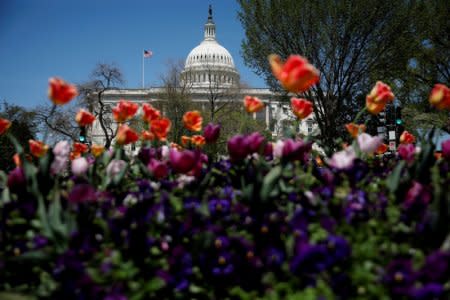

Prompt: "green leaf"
[386,160,405,193]
[261,165,282,202]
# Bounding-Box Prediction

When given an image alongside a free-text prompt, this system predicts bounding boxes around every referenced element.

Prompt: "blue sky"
[0,0,266,109]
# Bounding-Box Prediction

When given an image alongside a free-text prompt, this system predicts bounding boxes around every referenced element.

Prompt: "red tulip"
[366,81,395,115]
[290,98,313,119]
[191,135,206,147]
[142,103,161,122]
[244,96,264,113]
[345,123,366,138]
[400,131,415,144]
[269,54,319,93]
[376,143,388,155]
[183,111,203,132]
[429,84,450,110]
[29,140,49,158]
[75,109,96,126]
[116,124,139,145]
[141,130,155,141]
[150,118,171,141]
[0,118,11,135]
[73,142,89,154]
[112,100,139,123]
[48,77,78,105]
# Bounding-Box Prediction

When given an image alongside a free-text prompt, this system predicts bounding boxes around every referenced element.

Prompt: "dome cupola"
[181,5,240,88]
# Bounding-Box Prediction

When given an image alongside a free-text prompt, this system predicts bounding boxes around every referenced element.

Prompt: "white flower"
[161,145,170,160]
[106,159,127,177]
[53,141,70,157]
[71,157,89,176]
[273,140,284,159]
[177,174,196,189]
[327,147,356,170]
[357,133,383,154]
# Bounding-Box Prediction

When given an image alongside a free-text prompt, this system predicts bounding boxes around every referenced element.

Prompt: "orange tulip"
[291,98,313,119]
[112,100,139,123]
[13,153,21,167]
[183,111,203,132]
[429,84,450,110]
[400,131,415,144]
[376,143,388,155]
[73,142,89,154]
[269,54,319,93]
[91,144,105,157]
[244,96,265,113]
[345,123,366,138]
[170,142,183,150]
[150,118,171,141]
[75,109,96,126]
[191,135,206,147]
[366,81,395,115]
[141,130,155,141]
[0,118,11,135]
[48,77,78,105]
[29,140,49,158]
[70,151,81,160]
[116,124,139,145]
[142,103,161,122]
[181,135,191,146]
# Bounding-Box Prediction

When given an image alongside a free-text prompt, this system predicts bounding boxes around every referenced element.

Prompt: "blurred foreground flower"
[48,77,78,105]
[442,139,450,159]
[244,96,264,113]
[327,147,356,170]
[429,83,449,110]
[106,159,127,177]
[71,157,89,176]
[150,118,171,141]
[366,81,394,114]
[116,124,139,145]
[0,118,11,135]
[169,149,198,174]
[345,123,366,138]
[269,54,319,93]
[183,111,203,132]
[112,100,138,123]
[203,123,221,143]
[400,131,415,144]
[142,103,161,122]
[290,98,313,119]
[75,109,96,126]
[357,133,383,154]
[29,140,49,158]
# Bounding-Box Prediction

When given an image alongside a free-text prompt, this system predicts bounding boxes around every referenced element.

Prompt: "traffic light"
[79,126,87,143]
[395,106,403,126]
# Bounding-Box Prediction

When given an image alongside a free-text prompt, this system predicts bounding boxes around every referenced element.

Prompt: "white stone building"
[89,6,320,146]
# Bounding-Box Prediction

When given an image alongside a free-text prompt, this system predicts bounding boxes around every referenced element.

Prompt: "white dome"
[185,40,236,69]
[181,6,239,88]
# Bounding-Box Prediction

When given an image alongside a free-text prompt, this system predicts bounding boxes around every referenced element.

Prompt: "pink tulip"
[357,133,383,154]
[71,157,89,176]
[148,159,169,179]
[169,149,198,173]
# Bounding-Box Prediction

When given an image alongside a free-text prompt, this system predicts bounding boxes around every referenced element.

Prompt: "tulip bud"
[71,157,89,176]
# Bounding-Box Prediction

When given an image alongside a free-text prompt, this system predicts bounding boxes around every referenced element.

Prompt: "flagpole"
[142,49,144,88]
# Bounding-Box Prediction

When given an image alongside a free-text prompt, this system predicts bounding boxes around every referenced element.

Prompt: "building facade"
[89,6,319,146]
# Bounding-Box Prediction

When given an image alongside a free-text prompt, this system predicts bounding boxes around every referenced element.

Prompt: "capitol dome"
[181,6,240,88]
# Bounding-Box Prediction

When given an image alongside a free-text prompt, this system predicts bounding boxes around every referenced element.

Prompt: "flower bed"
[0,56,449,299]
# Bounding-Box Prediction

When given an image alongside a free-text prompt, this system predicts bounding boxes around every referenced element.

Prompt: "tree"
[155,60,194,143]
[34,104,79,143]
[0,101,38,171]
[78,63,125,149]
[237,0,425,150]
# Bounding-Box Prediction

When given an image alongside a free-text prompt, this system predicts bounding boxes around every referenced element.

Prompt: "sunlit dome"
[181,5,239,88]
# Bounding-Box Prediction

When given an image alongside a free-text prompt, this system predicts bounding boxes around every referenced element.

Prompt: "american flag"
[143,50,153,58]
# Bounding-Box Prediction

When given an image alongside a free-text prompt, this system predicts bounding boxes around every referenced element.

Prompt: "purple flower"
[398,143,416,163]
[442,138,450,160]
[227,134,248,161]
[169,149,198,174]
[282,138,312,162]
[148,159,168,179]
[7,167,26,193]
[419,251,450,283]
[68,184,97,203]
[204,123,221,143]
[244,132,265,154]
[384,258,416,297]
[409,283,443,300]
[403,181,431,215]
[291,242,328,275]
[208,198,230,214]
